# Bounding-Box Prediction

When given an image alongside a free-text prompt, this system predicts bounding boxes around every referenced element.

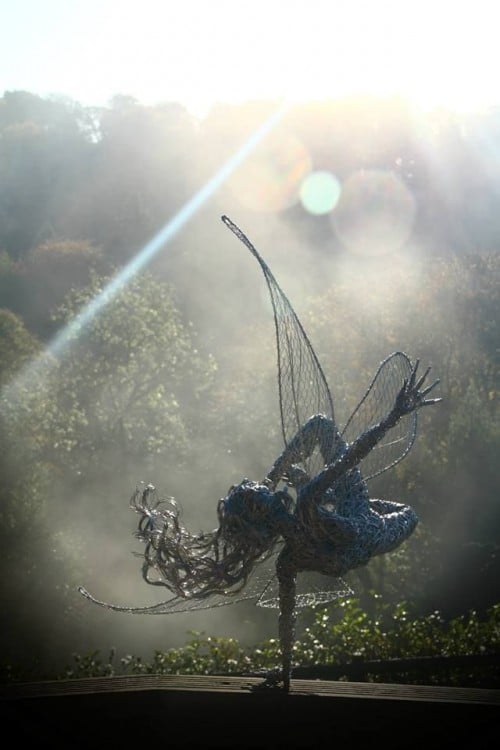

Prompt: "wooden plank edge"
[1,673,499,705]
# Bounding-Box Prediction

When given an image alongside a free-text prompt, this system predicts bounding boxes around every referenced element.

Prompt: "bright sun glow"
[1,0,499,117]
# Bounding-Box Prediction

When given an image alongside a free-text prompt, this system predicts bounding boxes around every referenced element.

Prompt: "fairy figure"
[80,215,441,692]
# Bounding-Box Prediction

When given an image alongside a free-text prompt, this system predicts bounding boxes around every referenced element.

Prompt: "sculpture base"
[2,674,498,748]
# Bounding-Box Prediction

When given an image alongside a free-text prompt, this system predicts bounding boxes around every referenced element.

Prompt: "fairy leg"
[368,499,419,554]
[276,549,297,692]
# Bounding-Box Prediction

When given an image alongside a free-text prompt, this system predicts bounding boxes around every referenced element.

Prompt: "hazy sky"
[2,0,500,117]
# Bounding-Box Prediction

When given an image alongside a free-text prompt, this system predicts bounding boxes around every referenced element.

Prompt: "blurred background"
[0,0,498,676]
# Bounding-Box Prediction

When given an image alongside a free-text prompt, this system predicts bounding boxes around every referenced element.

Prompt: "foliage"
[0,240,110,339]
[0,309,49,544]
[0,307,41,380]
[0,275,216,670]
[296,595,500,663]
[0,92,94,258]
[42,270,217,482]
[0,311,68,663]
[46,597,500,687]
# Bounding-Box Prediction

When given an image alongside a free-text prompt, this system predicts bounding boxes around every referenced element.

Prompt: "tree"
[0,273,218,673]
[45,270,217,486]
[0,310,59,667]
[70,97,201,262]
[0,91,93,258]
[0,240,110,340]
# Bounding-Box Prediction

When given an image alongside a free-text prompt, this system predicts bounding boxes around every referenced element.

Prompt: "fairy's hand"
[283,465,310,489]
[264,464,310,491]
[391,359,442,419]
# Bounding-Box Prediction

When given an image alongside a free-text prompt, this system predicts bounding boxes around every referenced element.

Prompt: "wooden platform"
[2,674,499,748]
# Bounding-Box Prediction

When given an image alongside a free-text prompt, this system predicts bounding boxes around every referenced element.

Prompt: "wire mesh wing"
[341,351,417,482]
[256,570,354,609]
[222,216,335,479]
[77,559,281,614]
[77,584,260,614]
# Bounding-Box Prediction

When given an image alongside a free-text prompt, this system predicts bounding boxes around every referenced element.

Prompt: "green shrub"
[53,596,500,687]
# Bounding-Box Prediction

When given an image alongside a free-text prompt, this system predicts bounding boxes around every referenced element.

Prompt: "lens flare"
[331,169,416,257]
[227,132,311,212]
[300,171,342,215]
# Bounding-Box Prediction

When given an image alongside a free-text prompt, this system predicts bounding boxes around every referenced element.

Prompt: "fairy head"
[219,479,293,550]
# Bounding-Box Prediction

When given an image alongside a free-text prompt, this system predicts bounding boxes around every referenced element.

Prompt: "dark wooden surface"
[2,674,499,748]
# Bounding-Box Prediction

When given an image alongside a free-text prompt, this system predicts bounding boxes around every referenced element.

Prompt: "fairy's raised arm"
[341,352,441,482]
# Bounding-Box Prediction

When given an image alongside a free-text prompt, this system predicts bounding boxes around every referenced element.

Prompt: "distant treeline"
[1,90,500,267]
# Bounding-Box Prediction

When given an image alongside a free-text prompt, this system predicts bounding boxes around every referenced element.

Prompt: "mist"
[0,92,498,677]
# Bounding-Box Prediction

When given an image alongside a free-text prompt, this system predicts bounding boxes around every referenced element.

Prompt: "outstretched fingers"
[393,362,442,418]
[414,365,431,391]
[408,358,420,389]
[420,377,441,399]
[421,388,443,406]
[421,397,443,407]
[410,361,442,403]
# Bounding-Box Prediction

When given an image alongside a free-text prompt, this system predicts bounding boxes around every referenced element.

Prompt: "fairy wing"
[78,558,285,614]
[222,216,335,480]
[341,351,417,482]
[78,583,260,614]
[256,567,354,609]
[223,217,418,486]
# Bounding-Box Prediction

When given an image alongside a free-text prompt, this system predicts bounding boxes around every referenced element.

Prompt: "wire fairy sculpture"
[80,215,441,691]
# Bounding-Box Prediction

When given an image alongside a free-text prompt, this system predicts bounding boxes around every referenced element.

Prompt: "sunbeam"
[0,99,290,402]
